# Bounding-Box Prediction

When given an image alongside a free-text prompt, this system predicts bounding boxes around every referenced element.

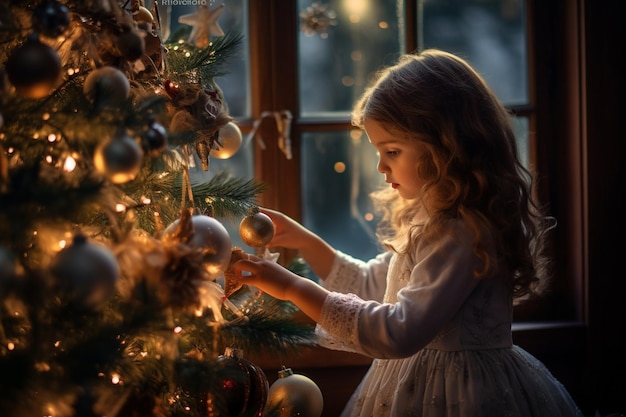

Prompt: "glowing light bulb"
[63,156,76,172]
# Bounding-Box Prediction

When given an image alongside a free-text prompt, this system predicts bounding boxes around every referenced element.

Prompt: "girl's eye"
[386,150,399,156]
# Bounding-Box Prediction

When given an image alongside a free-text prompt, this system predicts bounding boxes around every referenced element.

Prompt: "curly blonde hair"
[352,49,554,299]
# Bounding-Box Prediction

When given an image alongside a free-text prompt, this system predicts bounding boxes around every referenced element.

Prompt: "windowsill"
[250,320,587,371]
[512,320,585,331]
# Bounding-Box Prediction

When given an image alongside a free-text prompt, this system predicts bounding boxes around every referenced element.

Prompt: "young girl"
[232,49,583,417]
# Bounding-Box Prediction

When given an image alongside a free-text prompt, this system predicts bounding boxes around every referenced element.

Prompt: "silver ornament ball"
[83,66,130,109]
[94,128,144,184]
[164,215,232,278]
[211,121,243,159]
[51,235,119,311]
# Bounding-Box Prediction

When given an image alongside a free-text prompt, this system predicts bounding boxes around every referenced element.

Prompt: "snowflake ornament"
[300,2,337,38]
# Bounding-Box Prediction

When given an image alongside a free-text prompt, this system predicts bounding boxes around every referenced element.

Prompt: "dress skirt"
[340,345,584,417]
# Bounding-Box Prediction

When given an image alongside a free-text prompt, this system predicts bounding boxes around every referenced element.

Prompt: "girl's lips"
[391,183,399,189]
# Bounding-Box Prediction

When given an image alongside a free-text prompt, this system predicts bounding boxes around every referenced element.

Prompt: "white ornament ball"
[264,367,324,417]
[83,66,130,109]
[51,234,119,311]
[94,129,144,184]
[211,121,242,159]
[164,215,232,278]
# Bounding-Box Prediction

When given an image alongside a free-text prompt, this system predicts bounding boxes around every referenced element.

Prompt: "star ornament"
[178,3,225,47]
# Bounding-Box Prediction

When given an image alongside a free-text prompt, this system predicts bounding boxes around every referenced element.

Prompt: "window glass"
[512,116,530,168]
[419,0,528,106]
[297,0,404,116]
[301,131,385,263]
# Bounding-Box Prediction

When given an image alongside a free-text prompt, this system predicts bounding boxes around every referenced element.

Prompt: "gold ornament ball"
[264,367,323,417]
[239,212,275,248]
[211,121,243,159]
[133,6,154,23]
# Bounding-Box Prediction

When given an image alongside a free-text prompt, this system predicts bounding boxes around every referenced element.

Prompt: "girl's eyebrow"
[369,138,402,146]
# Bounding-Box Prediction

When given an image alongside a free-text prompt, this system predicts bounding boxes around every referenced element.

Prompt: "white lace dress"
[315,220,583,417]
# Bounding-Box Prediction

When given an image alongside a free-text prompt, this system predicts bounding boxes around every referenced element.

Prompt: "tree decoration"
[132,5,154,24]
[50,234,120,311]
[32,0,71,38]
[178,3,225,47]
[264,367,324,417]
[162,212,233,279]
[211,121,243,159]
[239,211,275,248]
[83,66,131,110]
[93,127,144,184]
[5,33,62,99]
[299,2,337,39]
[211,347,269,417]
[142,118,169,157]
[166,81,231,171]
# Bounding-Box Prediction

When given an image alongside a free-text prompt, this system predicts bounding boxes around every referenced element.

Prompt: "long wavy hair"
[351,49,554,299]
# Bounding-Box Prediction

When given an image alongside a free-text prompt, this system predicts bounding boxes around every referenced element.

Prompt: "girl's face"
[365,119,427,200]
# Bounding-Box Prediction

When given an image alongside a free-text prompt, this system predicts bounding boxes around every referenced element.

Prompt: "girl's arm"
[232,256,329,322]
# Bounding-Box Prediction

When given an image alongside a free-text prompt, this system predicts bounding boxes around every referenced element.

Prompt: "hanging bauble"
[32,0,71,38]
[211,121,243,159]
[142,119,168,157]
[211,347,269,417]
[83,66,130,110]
[93,127,143,184]
[133,6,154,24]
[116,24,145,62]
[50,234,119,311]
[264,367,323,417]
[5,34,62,99]
[163,214,232,278]
[239,211,275,248]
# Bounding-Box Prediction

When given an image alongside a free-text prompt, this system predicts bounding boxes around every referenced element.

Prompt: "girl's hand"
[257,207,337,280]
[232,254,299,301]
[232,254,329,322]
[259,208,316,250]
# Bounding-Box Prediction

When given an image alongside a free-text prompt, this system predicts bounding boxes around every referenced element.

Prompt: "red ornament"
[211,347,269,417]
[163,79,180,97]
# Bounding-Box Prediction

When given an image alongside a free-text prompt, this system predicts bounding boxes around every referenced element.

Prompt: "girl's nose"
[377,158,387,174]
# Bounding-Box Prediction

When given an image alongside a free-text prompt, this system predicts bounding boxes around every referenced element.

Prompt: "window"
[161,0,581,324]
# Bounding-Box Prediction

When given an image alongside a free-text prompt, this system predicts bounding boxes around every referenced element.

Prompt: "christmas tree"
[0,1,316,416]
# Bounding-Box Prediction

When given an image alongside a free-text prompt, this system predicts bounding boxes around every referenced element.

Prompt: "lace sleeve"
[322,251,391,301]
[315,292,366,354]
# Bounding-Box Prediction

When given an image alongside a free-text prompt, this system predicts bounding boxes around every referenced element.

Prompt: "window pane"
[297,0,404,116]
[419,0,528,106]
[301,131,385,262]
[213,0,250,118]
